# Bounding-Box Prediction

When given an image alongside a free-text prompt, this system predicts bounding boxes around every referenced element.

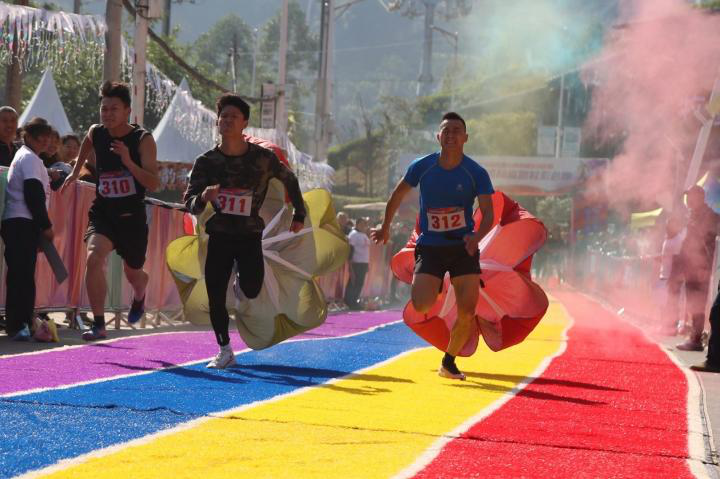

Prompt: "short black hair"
[216,93,250,121]
[61,134,80,145]
[22,117,52,142]
[441,111,466,130]
[100,80,131,107]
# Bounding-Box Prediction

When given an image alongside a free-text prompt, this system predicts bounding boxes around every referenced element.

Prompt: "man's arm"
[61,126,96,193]
[183,156,211,215]
[371,179,413,244]
[463,194,494,255]
[271,155,306,223]
[116,135,160,192]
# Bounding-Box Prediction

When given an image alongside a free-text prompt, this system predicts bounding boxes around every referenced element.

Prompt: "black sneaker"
[128,296,145,324]
[690,361,720,373]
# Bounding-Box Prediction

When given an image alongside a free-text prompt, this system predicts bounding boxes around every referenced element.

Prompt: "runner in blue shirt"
[371,112,497,380]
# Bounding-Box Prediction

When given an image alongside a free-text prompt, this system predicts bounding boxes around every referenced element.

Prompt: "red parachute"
[390,191,549,355]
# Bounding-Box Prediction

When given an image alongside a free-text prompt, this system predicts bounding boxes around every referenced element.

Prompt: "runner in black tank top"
[61,81,160,341]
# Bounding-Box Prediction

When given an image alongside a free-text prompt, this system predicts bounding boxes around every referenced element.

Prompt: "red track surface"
[414,291,694,479]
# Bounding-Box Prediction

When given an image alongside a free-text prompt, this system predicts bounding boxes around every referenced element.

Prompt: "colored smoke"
[583,0,720,211]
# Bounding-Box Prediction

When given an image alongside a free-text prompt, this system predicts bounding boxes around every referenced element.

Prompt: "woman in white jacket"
[1,117,54,341]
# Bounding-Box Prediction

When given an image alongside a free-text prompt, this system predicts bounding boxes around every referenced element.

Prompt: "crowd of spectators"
[334,210,413,311]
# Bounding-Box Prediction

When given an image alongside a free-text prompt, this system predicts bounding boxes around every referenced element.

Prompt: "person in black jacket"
[1,118,55,340]
[183,93,306,369]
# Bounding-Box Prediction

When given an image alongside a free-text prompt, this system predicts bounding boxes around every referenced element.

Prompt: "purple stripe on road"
[0,310,401,396]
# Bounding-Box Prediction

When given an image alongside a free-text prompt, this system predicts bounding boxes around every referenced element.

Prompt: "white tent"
[19,70,73,135]
[153,78,217,164]
[153,80,334,191]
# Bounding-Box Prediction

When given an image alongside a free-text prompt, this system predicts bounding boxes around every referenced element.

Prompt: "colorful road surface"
[0,292,713,478]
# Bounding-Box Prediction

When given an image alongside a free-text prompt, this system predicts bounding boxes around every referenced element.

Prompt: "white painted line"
[391,298,573,479]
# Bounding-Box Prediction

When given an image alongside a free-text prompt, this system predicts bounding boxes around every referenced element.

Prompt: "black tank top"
[91,124,149,215]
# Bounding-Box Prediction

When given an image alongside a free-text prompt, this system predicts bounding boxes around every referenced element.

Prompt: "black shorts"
[85,204,149,270]
[414,243,480,279]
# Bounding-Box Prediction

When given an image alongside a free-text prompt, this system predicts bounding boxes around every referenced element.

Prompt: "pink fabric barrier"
[0,181,185,312]
[0,176,391,311]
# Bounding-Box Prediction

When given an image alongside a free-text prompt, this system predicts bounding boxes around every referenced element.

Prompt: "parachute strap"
[478,287,506,319]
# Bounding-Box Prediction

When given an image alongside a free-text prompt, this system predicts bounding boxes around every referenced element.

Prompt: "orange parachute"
[390,191,549,355]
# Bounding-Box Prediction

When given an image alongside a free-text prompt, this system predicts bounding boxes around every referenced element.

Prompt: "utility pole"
[417,0,438,97]
[73,0,81,13]
[104,0,123,82]
[163,0,171,36]
[229,32,238,92]
[276,0,289,133]
[131,0,150,126]
[555,73,565,158]
[250,28,258,98]
[430,24,458,110]
[5,0,28,110]
[314,0,335,160]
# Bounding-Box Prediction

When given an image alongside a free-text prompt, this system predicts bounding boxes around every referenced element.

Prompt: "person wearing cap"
[676,185,720,352]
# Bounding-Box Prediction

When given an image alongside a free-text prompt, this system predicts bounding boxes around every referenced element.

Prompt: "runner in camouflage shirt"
[183,93,306,369]
[184,142,305,234]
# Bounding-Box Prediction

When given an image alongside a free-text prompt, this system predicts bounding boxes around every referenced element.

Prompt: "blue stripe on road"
[0,323,425,478]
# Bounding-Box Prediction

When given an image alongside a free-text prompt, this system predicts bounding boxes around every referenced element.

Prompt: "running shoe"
[690,361,720,373]
[438,364,466,380]
[82,326,107,341]
[676,339,704,352]
[206,347,236,369]
[11,325,31,342]
[128,296,145,324]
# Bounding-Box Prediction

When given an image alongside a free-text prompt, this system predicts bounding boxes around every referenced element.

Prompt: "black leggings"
[1,218,40,336]
[205,233,264,346]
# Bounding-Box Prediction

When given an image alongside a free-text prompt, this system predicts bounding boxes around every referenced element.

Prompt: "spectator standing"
[344,217,371,310]
[676,185,720,351]
[0,106,20,167]
[59,134,81,165]
[336,211,352,236]
[1,118,54,340]
[659,213,686,334]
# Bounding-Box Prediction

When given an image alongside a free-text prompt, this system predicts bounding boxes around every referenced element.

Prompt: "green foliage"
[536,195,572,233]
[465,112,537,156]
[258,0,318,77]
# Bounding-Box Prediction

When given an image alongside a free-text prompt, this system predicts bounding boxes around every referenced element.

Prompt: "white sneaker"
[438,365,466,381]
[206,347,236,369]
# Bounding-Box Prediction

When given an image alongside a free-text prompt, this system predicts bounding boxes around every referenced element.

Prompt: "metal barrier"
[0,170,394,328]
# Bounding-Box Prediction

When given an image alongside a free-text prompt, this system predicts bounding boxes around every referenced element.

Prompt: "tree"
[465,112,537,156]
[192,14,254,94]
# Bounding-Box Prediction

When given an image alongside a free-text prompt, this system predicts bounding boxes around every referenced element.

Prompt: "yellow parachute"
[166,184,349,350]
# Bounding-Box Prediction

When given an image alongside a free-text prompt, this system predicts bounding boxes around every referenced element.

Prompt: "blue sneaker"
[82,326,107,341]
[11,325,31,342]
[128,296,145,324]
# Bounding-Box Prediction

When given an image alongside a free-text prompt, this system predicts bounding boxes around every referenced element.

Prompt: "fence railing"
[0,169,394,328]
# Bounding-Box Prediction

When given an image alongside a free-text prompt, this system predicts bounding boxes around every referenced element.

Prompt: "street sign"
[261,83,276,130]
[537,126,556,156]
[561,127,582,157]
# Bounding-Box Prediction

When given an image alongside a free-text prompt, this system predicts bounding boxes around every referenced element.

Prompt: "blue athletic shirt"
[403,152,494,246]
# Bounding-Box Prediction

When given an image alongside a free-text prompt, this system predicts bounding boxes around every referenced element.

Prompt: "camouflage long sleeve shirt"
[183,143,306,236]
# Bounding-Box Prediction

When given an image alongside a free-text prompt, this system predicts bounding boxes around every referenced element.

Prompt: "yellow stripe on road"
[38,300,570,479]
